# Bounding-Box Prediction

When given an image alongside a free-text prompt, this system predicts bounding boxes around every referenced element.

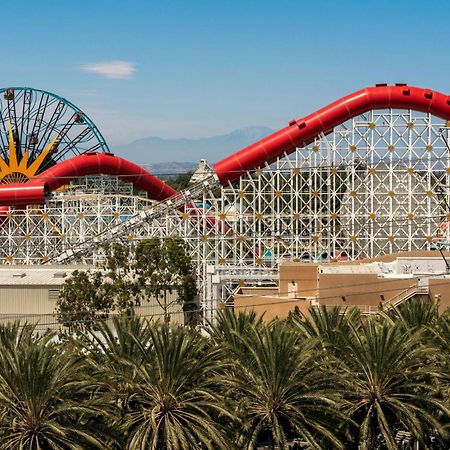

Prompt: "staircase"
[381,284,429,310]
[333,284,430,316]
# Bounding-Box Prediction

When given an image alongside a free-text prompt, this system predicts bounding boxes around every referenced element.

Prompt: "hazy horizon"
[113,125,275,164]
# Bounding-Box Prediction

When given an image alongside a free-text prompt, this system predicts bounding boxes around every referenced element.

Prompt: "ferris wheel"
[0,87,108,184]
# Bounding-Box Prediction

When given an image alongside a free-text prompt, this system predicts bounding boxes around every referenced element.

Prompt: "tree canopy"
[56,237,198,331]
[42,296,450,448]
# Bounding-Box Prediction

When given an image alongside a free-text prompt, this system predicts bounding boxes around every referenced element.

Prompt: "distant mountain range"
[112,126,274,174]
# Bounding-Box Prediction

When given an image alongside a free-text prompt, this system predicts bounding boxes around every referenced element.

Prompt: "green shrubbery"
[0,300,448,449]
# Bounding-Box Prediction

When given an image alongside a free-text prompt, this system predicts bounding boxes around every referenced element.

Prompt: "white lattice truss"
[1,109,450,300]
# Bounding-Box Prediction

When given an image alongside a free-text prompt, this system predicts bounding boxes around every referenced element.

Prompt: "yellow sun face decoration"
[0,122,57,184]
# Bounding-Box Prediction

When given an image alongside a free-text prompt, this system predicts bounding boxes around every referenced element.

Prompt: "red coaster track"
[2,83,450,206]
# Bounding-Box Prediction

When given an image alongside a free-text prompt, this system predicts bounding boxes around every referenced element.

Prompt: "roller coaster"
[1,84,450,312]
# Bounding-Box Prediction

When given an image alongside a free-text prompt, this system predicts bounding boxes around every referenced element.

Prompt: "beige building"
[0,265,185,329]
[234,251,450,320]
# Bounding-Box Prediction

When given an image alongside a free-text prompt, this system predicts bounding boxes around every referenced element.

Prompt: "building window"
[48,289,60,302]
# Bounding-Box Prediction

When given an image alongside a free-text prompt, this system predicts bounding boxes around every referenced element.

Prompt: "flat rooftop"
[0,265,92,286]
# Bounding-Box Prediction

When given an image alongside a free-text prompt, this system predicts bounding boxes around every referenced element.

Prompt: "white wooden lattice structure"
[1,109,450,305]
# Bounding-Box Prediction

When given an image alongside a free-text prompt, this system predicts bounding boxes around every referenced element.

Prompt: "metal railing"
[328,283,430,316]
[336,304,379,315]
[381,284,427,309]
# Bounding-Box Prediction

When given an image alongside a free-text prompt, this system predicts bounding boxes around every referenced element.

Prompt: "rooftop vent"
[53,272,67,279]
[12,272,26,278]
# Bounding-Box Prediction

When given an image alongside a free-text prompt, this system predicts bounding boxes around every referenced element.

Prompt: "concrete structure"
[0,265,185,329]
[234,251,450,319]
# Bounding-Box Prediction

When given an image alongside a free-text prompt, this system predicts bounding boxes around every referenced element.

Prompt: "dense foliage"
[1,300,449,449]
[56,238,198,331]
[163,171,194,191]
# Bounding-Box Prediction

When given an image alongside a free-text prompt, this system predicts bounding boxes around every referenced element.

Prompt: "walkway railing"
[328,283,429,316]
[335,304,379,315]
[381,284,428,310]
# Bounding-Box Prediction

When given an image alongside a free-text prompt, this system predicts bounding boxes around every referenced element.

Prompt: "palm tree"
[429,310,450,446]
[80,314,154,448]
[209,308,263,349]
[220,317,346,449]
[341,318,449,449]
[432,309,450,364]
[383,298,440,331]
[102,319,230,450]
[0,323,105,449]
[83,313,153,383]
[291,305,361,354]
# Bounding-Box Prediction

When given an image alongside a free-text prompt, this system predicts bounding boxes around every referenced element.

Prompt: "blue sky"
[4,0,450,146]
